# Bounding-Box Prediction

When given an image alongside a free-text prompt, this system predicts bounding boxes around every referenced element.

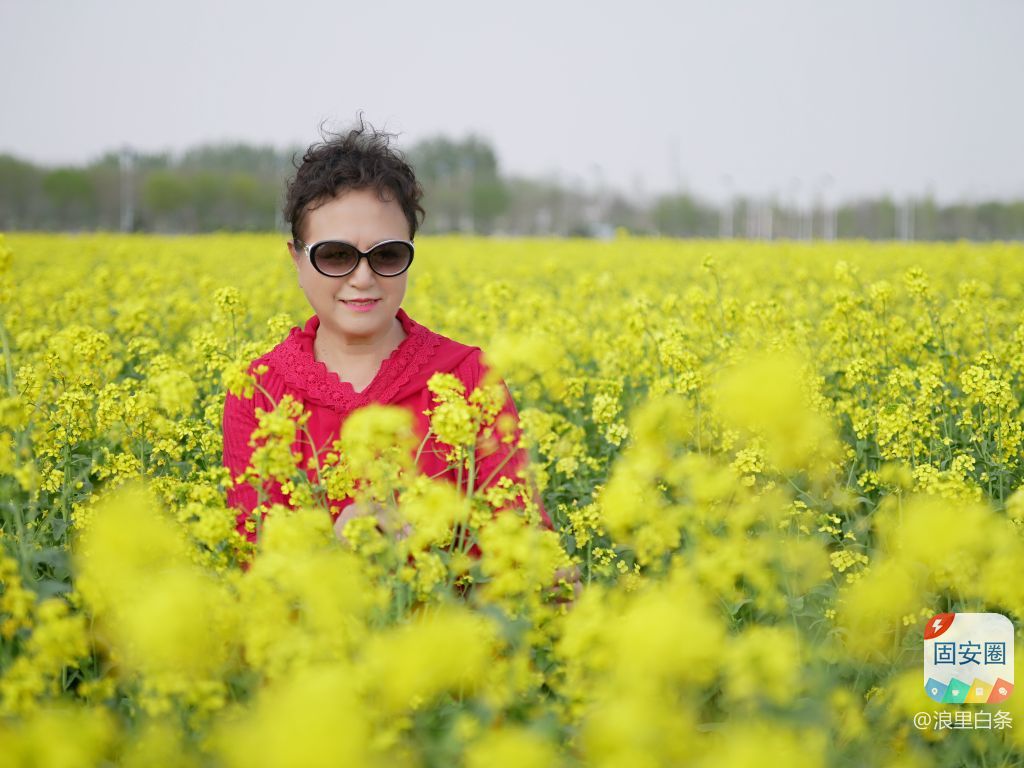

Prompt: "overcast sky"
[1,0,1021,204]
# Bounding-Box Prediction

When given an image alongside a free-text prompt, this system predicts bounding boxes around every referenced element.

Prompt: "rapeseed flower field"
[1,231,1024,766]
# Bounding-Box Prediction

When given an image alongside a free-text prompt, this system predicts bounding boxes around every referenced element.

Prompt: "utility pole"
[119,146,134,232]
[761,196,774,241]
[719,174,734,239]
[747,199,758,240]
[818,174,835,240]
[788,177,801,240]
[898,198,914,241]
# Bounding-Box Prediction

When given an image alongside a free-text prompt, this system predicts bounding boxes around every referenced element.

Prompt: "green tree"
[0,155,42,228]
[409,135,508,233]
[42,168,97,229]
[652,193,717,237]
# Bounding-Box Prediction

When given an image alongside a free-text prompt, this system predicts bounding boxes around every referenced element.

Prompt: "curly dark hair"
[283,113,425,242]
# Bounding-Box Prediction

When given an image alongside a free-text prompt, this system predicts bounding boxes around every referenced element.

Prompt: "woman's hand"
[333,501,411,545]
[332,502,373,544]
[548,563,583,607]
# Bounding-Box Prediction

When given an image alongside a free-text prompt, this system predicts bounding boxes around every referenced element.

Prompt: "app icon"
[924,613,1014,703]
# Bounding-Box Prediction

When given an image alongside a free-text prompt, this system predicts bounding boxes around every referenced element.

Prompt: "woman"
[222,117,554,549]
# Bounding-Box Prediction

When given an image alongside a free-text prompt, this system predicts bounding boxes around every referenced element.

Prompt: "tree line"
[1,139,1022,241]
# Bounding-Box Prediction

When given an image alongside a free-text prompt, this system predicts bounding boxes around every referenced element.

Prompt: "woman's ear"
[287,240,300,268]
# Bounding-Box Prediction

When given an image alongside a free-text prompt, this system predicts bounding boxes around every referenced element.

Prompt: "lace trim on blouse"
[262,307,443,412]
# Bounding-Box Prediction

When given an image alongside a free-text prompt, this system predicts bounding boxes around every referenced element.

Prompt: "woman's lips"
[342,299,380,312]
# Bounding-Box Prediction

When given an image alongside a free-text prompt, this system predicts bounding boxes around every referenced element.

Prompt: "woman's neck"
[314,316,407,367]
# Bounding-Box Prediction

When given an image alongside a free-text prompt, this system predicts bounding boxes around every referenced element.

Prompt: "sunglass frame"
[294,238,415,278]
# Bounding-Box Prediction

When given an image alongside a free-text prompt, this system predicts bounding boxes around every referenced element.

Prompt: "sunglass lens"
[312,242,359,275]
[369,243,413,275]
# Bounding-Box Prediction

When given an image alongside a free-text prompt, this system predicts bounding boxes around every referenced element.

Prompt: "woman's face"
[289,187,411,344]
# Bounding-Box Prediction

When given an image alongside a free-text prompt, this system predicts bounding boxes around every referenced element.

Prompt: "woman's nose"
[347,256,377,285]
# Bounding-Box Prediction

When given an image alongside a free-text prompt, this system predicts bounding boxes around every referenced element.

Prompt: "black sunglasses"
[294,238,415,278]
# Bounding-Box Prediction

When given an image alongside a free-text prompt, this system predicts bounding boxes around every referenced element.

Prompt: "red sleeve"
[458,350,553,531]
[222,375,289,544]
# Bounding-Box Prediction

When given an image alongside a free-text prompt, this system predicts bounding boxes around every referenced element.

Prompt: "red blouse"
[222,306,553,544]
